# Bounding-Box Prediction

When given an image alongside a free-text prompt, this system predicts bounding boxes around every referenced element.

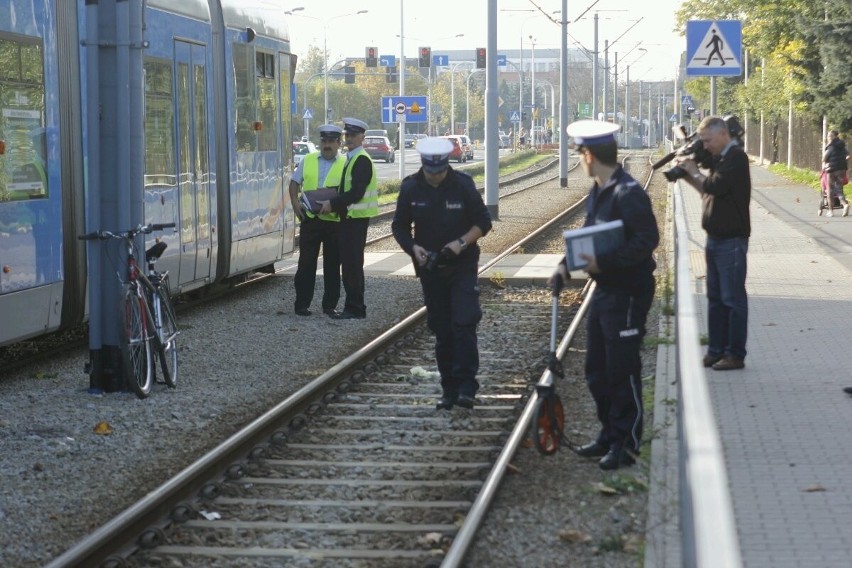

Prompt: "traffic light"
[476,47,486,69]
[419,46,431,68]
[344,65,355,84]
[365,46,377,68]
[386,66,397,83]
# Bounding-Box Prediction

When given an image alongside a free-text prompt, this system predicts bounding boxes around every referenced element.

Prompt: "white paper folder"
[563,219,624,270]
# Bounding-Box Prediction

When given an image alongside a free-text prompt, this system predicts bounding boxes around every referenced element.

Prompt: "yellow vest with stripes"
[342,148,379,218]
[302,152,345,221]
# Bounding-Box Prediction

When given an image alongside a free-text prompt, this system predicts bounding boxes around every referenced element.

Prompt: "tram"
[0,0,297,346]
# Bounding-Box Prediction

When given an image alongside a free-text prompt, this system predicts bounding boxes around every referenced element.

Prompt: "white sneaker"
[843,204,849,217]
[826,211,834,217]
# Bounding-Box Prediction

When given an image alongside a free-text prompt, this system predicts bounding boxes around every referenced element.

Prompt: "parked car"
[363,136,395,162]
[458,135,474,159]
[404,133,418,148]
[365,129,388,139]
[293,141,317,166]
[440,136,466,163]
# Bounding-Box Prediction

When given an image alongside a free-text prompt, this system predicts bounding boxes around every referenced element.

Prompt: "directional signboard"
[433,54,449,67]
[497,54,507,67]
[686,20,742,77]
[381,95,428,124]
[379,54,396,67]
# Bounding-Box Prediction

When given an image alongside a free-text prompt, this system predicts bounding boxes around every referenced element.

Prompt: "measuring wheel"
[533,383,565,455]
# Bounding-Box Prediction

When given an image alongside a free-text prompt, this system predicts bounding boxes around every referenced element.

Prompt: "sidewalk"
[651,164,852,567]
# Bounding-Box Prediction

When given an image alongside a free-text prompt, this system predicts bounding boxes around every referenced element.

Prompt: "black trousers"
[419,262,482,397]
[585,276,655,453]
[338,216,370,316]
[294,216,340,312]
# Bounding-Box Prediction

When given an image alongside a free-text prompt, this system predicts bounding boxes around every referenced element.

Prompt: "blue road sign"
[291,84,297,115]
[302,108,313,120]
[509,110,521,122]
[381,95,428,124]
[497,54,507,67]
[686,20,742,77]
[433,54,449,67]
[379,54,396,67]
[681,95,695,109]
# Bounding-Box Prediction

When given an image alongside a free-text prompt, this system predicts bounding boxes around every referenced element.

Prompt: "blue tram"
[0,0,297,346]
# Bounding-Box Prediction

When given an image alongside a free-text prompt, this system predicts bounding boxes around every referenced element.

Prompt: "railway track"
[44,152,657,567]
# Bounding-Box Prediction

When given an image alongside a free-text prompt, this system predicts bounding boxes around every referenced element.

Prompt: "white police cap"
[566,119,619,147]
[342,118,368,134]
[416,137,454,173]
[318,124,342,139]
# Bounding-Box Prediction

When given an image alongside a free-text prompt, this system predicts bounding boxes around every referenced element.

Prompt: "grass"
[766,162,851,199]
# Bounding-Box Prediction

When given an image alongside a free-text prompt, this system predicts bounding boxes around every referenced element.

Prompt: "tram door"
[174,41,212,286]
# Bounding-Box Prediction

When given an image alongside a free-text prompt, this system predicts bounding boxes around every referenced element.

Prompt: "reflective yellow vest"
[341,147,379,218]
[302,152,345,221]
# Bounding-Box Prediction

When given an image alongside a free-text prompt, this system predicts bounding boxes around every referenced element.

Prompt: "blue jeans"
[705,236,748,360]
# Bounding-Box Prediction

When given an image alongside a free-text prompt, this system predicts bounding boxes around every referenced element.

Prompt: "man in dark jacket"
[550,120,659,470]
[822,130,849,217]
[392,137,492,410]
[679,116,751,371]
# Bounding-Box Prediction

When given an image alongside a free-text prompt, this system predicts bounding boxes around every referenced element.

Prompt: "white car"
[293,141,317,166]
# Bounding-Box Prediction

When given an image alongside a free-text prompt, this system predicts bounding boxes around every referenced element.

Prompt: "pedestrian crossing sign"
[509,110,521,122]
[686,20,742,77]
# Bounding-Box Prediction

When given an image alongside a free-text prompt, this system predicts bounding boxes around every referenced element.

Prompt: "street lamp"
[287,8,368,123]
[465,68,484,140]
[449,61,474,135]
[529,35,536,145]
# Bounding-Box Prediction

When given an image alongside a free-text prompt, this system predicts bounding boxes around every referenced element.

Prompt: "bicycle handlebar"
[78,223,176,241]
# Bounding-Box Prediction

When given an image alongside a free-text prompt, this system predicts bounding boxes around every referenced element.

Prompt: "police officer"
[392,137,492,410]
[318,118,378,319]
[288,124,346,316]
[550,120,659,470]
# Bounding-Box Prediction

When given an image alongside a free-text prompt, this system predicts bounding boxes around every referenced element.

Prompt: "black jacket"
[579,165,659,293]
[700,143,751,239]
[823,138,849,173]
[392,168,492,268]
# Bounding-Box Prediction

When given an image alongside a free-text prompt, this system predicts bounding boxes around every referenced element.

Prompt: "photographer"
[391,137,492,410]
[679,116,751,371]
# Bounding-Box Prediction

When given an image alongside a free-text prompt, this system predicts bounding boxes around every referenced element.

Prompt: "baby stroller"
[819,169,848,217]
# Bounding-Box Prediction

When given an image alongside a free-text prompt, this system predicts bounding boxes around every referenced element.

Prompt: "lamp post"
[449,61,473,135]
[529,35,536,144]
[465,68,484,140]
[286,7,368,123]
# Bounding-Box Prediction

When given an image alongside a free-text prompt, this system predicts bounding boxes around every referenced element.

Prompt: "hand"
[580,253,600,274]
[293,202,305,221]
[412,244,429,266]
[548,264,570,288]
[317,200,331,214]
[678,158,699,177]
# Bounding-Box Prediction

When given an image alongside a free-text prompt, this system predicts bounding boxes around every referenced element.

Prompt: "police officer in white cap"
[392,137,492,410]
[317,117,378,319]
[549,120,659,470]
[288,124,346,316]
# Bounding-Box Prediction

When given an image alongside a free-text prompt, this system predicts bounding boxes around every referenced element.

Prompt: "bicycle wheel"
[120,284,154,398]
[533,392,565,455]
[155,286,179,388]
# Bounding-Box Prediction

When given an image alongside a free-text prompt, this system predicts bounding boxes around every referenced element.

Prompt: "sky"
[282,0,686,82]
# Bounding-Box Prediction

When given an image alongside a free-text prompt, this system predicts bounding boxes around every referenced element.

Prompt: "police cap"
[318,124,342,141]
[416,137,454,173]
[565,119,619,148]
[342,118,368,134]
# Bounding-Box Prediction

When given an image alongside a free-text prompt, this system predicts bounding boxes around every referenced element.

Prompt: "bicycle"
[79,223,179,398]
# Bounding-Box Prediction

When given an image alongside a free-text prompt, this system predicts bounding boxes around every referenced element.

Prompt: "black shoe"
[323,308,340,317]
[843,387,852,396]
[455,394,475,409]
[574,441,609,458]
[294,308,313,316]
[332,310,365,320]
[702,353,722,368]
[599,448,636,471]
[436,393,457,410]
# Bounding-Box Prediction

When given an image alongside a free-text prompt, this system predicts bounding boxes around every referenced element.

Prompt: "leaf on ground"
[803,484,826,492]
[592,481,619,495]
[417,532,443,546]
[622,533,644,553]
[92,421,113,435]
[558,528,593,543]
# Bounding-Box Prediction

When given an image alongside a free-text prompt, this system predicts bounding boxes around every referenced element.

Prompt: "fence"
[743,113,824,171]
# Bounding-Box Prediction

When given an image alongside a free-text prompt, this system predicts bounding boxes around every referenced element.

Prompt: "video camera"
[652,115,745,182]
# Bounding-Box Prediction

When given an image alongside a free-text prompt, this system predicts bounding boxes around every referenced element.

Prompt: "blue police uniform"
[392,138,492,408]
[564,120,659,467]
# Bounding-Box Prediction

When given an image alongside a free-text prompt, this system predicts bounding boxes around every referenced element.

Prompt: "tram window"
[0,36,47,201]
[233,43,256,152]
[143,58,176,188]
[256,51,278,152]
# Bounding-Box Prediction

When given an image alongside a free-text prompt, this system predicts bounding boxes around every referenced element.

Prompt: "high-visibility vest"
[341,147,379,218]
[301,152,345,221]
